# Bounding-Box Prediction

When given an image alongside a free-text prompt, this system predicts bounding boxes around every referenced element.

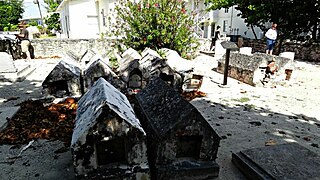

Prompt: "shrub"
[112,0,199,59]
[44,13,61,33]
[29,20,38,27]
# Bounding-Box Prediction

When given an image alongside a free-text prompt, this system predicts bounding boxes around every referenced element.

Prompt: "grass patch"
[232,97,250,103]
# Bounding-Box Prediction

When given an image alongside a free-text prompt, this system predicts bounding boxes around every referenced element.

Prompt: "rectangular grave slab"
[71,77,149,179]
[232,143,320,180]
[134,77,220,179]
[217,52,290,86]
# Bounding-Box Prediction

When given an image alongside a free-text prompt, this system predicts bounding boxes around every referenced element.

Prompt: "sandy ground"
[0,55,320,180]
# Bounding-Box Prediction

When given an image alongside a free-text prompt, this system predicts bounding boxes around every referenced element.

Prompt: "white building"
[57,0,112,38]
[187,0,263,40]
[56,0,263,40]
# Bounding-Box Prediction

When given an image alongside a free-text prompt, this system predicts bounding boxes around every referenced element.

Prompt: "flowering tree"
[112,0,199,58]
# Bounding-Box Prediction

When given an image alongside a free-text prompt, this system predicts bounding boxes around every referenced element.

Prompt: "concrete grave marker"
[119,48,142,65]
[71,77,149,179]
[83,59,125,92]
[42,59,81,97]
[141,47,161,58]
[134,77,220,179]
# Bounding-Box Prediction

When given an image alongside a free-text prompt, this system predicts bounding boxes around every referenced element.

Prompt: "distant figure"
[210,25,221,51]
[265,23,277,55]
[15,22,31,60]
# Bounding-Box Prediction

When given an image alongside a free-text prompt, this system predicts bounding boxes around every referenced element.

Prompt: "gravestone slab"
[232,143,320,180]
[0,52,16,73]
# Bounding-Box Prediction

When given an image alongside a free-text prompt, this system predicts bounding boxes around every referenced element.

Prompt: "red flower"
[181,8,186,14]
[154,3,159,7]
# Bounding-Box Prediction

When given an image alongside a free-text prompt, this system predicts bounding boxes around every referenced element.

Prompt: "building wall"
[59,1,70,38]
[57,0,263,40]
[57,0,100,39]
[69,0,99,39]
[189,2,263,40]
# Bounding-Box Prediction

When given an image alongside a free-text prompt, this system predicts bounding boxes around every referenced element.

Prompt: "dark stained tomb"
[71,77,149,179]
[134,77,220,180]
[232,142,320,180]
[119,59,145,95]
[83,59,125,92]
[42,59,81,97]
[139,53,183,92]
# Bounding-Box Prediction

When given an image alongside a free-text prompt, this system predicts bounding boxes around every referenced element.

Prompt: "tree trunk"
[250,24,258,39]
[312,21,318,40]
[276,36,283,55]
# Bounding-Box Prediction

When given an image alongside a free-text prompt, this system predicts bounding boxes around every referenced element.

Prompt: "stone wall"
[243,39,320,62]
[217,53,291,86]
[30,38,320,62]
[30,38,117,59]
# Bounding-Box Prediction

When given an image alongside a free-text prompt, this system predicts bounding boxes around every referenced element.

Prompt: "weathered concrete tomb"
[217,52,291,86]
[83,59,125,92]
[119,59,145,95]
[139,52,183,92]
[42,59,81,97]
[71,78,149,179]
[134,77,220,180]
[118,48,183,95]
[120,48,142,65]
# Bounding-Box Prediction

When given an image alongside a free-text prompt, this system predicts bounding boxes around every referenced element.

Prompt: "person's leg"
[21,40,31,60]
[25,50,31,60]
[266,39,270,54]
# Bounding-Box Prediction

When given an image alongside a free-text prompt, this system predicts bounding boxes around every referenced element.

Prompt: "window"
[211,24,215,37]
[96,137,127,165]
[176,135,203,159]
[224,8,229,13]
[223,20,228,32]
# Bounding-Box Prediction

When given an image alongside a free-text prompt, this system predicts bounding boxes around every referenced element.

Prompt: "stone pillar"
[280,52,295,80]
[214,40,226,59]
[239,47,252,55]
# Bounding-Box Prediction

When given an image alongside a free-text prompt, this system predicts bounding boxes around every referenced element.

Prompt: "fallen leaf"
[265,139,277,146]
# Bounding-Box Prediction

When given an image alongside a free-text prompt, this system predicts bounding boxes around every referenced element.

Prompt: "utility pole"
[33,0,44,26]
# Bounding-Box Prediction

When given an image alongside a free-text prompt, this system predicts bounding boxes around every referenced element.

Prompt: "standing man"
[15,22,31,60]
[265,23,277,55]
[210,25,221,51]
